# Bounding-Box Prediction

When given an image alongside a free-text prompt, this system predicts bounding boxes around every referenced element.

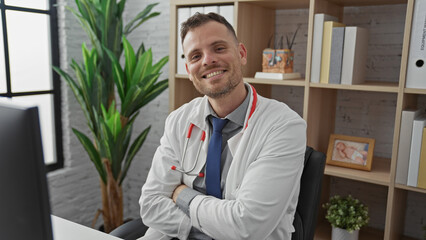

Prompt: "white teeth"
[206,71,224,78]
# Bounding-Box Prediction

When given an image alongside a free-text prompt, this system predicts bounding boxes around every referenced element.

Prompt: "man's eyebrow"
[211,40,228,46]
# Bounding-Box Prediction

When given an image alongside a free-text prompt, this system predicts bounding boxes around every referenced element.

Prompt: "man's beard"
[192,65,242,99]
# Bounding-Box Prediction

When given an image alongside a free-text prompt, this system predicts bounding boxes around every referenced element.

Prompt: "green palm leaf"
[123,36,136,88]
[131,48,152,86]
[151,55,169,76]
[67,6,103,58]
[124,3,159,35]
[138,79,168,108]
[73,128,106,183]
[119,126,151,185]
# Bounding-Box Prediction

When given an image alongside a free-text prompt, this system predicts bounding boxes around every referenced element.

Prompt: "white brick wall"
[50,1,424,238]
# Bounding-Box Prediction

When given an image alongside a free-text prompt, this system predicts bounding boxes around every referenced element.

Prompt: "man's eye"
[216,47,225,51]
[191,55,200,61]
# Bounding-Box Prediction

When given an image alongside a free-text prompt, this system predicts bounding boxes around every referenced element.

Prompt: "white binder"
[176,8,191,75]
[190,7,204,16]
[219,5,234,27]
[204,6,219,14]
[406,0,426,89]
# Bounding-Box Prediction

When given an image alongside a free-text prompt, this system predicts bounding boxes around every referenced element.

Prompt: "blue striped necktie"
[206,117,228,198]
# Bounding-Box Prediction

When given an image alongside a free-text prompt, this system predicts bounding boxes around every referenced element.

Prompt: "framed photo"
[326,134,375,171]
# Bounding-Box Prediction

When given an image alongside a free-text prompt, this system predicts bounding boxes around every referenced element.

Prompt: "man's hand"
[172,184,188,203]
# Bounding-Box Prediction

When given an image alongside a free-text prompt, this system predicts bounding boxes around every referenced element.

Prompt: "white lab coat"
[139,86,306,240]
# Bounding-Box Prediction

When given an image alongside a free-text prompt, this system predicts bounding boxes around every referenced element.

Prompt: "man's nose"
[202,53,217,66]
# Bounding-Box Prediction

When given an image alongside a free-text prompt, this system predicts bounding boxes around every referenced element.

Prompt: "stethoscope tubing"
[171,126,206,176]
[171,85,258,177]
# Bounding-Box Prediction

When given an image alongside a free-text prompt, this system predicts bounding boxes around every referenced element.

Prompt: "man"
[139,12,306,240]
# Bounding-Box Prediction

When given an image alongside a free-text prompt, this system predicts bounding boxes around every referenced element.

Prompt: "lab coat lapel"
[228,83,256,157]
[182,96,210,187]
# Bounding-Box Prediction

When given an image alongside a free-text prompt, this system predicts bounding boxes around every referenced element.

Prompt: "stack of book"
[310,13,369,85]
[396,109,426,189]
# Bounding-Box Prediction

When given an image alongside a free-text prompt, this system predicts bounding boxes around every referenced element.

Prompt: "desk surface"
[52,215,122,240]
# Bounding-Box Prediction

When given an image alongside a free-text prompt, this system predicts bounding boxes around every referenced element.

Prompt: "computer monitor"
[0,99,53,240]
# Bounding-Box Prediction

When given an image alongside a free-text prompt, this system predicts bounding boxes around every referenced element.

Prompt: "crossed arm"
[140,117,306,240]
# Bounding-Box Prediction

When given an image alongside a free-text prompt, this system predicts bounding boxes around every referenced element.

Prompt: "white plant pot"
[332,227,359,240]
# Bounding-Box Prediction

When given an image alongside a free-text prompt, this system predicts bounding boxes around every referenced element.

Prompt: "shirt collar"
[205,85,250,128]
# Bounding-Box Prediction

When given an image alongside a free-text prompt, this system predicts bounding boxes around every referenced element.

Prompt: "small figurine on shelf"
[262,24,301,74]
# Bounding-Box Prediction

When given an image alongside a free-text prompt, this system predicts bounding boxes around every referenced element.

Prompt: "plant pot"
[332,227,359,240]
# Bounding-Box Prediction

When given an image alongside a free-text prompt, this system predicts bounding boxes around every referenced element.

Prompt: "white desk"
[51,215,122,240]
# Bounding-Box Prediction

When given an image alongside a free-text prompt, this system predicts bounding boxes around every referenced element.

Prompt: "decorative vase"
[332,227,359,240]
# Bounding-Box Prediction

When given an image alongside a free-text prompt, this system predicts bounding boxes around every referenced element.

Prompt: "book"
[405,0,426,89]
[407,114,426,187]
[417,127,426,189]
[329,27,345,84]
[254,72,302,80]
[341,26,369,85]
[219,5,234,26]
[176,8,191,75]
[396,109,423,185]
[320,21,345,83]
[311,13,338,83]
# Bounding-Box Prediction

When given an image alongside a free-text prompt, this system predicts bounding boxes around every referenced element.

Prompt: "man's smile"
[202,70,226,79]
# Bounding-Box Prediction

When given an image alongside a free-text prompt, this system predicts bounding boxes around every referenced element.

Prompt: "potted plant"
[323,195,369,240]
[53,0,168,233]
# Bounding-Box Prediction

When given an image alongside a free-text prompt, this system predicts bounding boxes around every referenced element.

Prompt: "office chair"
[110,146,326,240]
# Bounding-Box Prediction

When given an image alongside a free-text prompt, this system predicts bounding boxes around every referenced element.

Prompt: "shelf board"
[404,88,426,95]
[395,184,426,194]
[326,0,407,7]
[174,75,306,87]
[173,0,406,8]
[173,0,234,7]
[175,74,189,79]
[244,77,305,87]
[310,81,399,93]
[324,157,391,186]
[238,0,310,9]
[315,221,385,240]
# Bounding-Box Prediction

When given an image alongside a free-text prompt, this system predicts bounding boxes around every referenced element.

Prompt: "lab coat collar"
[187,83,256,133]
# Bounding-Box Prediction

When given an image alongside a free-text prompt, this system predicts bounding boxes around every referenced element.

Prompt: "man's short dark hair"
[180,12,237,44]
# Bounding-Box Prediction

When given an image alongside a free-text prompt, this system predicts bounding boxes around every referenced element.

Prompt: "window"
[0,0,62,171]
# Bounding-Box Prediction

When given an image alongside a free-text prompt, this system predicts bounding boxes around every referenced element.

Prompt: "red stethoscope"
[171,85,258,177]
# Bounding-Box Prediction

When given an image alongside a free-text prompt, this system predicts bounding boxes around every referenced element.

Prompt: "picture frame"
[326,134,375,171]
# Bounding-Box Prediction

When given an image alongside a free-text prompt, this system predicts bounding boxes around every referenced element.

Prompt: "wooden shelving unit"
[169,0,425,239]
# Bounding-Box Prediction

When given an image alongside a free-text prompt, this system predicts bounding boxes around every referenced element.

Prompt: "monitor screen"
[0,99,53,240]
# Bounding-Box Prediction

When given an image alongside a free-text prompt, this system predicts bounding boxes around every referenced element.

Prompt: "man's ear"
[239,43,248,66]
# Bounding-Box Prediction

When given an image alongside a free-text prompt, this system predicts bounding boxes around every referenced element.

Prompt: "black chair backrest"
[292,146,326,240]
